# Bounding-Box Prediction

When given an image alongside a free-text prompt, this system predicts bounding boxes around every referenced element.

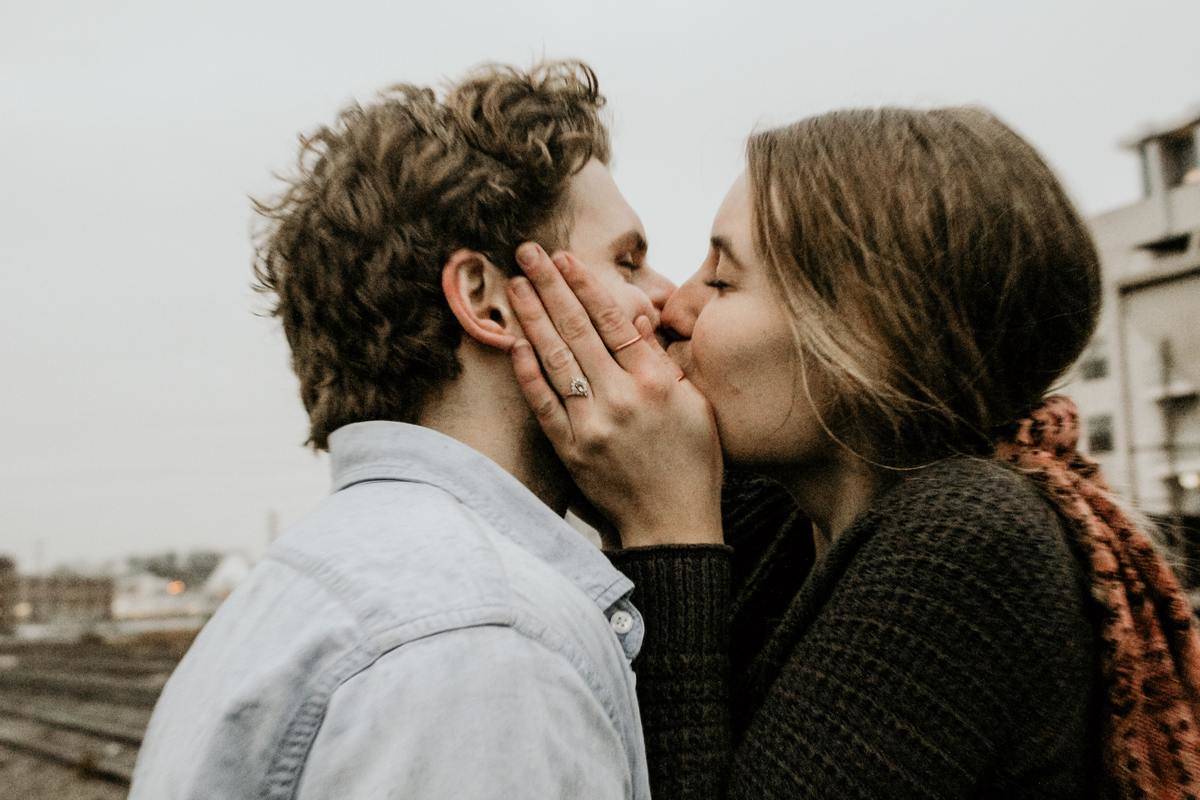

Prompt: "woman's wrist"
[605,544,732,656]
[617,518,724,549]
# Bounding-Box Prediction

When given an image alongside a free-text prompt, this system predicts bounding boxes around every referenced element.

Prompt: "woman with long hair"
[504,107,1200,798]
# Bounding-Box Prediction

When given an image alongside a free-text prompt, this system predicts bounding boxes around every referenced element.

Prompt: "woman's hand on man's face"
[506,242,725,548]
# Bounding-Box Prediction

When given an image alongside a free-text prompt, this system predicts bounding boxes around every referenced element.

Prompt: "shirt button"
[609,610,634,636]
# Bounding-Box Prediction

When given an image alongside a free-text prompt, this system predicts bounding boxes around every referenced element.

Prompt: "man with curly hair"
[130,61,669,799]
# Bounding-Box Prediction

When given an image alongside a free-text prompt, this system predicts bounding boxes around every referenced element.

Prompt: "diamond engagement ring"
[565,376,591,398]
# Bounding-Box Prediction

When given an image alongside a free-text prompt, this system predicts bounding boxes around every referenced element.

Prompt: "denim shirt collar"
[327,421,636,617]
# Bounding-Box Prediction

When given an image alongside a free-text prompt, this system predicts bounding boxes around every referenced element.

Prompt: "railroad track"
[0,714,136,785]
[0,653,178,678]
[0,669,166,707]
[0,687,153,788]
[0,642,181,793]
[0,697,146,745]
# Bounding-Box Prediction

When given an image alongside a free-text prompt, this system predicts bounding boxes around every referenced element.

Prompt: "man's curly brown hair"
[252,61,611,450]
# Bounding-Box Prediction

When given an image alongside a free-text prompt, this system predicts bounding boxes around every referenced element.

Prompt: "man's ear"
[441,249,519,351]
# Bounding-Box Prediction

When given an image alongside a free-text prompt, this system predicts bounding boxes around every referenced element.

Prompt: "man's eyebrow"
[710,235,747,270]
[609,230,648,259]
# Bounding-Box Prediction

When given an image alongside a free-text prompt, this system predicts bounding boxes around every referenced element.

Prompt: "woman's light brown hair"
[747,106,1102,467]
[252,61,610,450]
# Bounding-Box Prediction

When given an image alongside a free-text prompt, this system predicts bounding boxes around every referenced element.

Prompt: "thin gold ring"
[611,334,642,353]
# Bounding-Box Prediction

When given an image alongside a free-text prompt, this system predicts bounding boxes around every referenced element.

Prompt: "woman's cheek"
[690,311,738,397]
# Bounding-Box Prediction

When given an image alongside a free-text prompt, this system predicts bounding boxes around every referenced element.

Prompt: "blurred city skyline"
[2,0,1199,570]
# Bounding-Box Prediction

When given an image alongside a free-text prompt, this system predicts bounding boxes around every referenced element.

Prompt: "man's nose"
[660,277,703,341]
[636,267,676,332]
[643,268,675,313]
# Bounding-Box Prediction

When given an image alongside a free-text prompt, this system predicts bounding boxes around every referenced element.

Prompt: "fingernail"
[511,339,530,353]
[517,243,539,268]
[552,253,570,272]
[510,277,531,296]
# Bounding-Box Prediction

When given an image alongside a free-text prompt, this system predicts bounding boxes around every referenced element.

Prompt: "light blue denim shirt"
[130,422,649,800]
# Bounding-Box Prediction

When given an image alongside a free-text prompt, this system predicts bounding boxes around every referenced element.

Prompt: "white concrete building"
[1068,105,1200,584]
[111,572,214,619]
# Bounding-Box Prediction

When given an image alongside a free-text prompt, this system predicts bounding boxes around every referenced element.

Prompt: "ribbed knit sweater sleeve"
[605,472,789,799]
[607,544,734,799]
[610,459,1095,800]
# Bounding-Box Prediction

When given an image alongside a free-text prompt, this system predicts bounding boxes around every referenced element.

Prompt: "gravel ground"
[0,746,127,800]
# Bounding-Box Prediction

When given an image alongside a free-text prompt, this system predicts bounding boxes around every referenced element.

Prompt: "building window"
[1140,146,1153,198]
[1086,415,1114,454]
[1162,130,1198,189]
[1139,233,1192,257]
[1079,340,1109,381]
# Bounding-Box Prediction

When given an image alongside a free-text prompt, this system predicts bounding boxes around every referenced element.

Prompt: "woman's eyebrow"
[710,235,747,271]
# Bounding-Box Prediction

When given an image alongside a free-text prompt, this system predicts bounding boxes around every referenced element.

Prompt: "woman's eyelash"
[705,279,731,291]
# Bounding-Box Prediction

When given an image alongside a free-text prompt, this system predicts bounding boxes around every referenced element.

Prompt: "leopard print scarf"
[996,395,1200,800]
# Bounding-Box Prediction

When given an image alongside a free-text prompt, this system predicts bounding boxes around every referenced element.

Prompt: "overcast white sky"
[2,0,1198,570]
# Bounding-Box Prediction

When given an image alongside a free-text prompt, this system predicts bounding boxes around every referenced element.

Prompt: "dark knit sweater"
[609,457,1100,799]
